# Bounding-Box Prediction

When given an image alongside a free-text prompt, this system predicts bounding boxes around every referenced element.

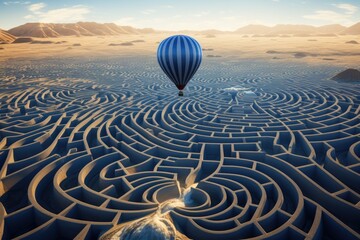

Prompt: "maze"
[0,57,359,240]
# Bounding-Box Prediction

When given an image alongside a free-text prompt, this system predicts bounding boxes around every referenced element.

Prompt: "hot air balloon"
[157,35,202,96]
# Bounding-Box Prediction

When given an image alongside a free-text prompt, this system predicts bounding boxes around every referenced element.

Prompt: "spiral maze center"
[0,57,359,240]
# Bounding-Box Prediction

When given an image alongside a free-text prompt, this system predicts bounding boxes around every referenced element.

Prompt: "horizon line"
[2,21,359,32]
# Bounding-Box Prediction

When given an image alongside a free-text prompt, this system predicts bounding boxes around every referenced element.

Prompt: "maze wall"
[0,57,359,240]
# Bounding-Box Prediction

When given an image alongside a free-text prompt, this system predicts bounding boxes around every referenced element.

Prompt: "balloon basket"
[178,91,184,96]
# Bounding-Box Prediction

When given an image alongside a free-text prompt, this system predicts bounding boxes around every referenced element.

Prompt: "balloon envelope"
[157,35,202,91]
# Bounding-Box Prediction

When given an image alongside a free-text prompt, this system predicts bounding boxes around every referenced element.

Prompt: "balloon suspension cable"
[178,90,184,96]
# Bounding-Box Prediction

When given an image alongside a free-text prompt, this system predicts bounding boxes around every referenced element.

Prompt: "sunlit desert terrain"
[1,34,360,67]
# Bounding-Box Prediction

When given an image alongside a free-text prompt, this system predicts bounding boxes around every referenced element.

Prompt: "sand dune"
[11,37,53,44]
[31,40,53,44]
[109,42,134,46]
[266,48,360,59]
[317,24,346,34]
[8,22,156,38]
[0,29,16,43]
[346,40,359,44]
[332,68,360,82]
[12,37,33,43]
[269,24,318,34]
[341,22,360,35]
[235,24,272,34]
[131,40,145,43]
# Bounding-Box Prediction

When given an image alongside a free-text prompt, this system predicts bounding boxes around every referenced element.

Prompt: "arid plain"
[1,34,360,67]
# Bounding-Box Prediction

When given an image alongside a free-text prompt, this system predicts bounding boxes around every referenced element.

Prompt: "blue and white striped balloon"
[157,35,202,95]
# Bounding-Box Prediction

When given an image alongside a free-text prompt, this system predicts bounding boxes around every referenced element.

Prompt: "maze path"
[0,57,359,240]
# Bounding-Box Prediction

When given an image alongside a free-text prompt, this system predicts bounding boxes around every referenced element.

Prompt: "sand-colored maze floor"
[0,57,359,239]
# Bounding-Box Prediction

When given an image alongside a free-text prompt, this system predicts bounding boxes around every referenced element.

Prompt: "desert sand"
[0,29,16,44]
[1,34,359,67]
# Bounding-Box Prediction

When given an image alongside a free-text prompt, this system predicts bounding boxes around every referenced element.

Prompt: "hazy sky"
[1,0,360,30]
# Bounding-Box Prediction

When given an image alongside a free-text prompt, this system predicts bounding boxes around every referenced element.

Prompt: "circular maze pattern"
[0,57,359,240]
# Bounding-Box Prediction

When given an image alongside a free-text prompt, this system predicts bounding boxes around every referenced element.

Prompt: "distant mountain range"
[1,22,359,41]
[235,24,348,35]
[341,22,360,35]
[7,22,156,38]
